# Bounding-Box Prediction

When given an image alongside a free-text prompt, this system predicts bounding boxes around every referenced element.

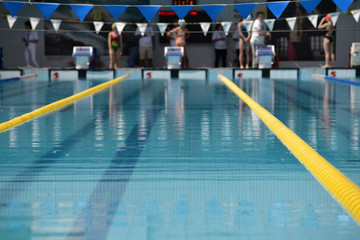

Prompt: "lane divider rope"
[311,73,360,87]
[218,74,360,225]
[0,74,129,133]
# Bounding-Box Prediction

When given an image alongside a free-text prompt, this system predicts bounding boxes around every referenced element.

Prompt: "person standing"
[23,20,39,68]
[108,23,123,69]
[135,20,155,68]
[238,19,251,69]
[250,12,271,68]
[318,14,335,68]
[212,24,227,68]
[127,23,139,67]
[167,19,190,69]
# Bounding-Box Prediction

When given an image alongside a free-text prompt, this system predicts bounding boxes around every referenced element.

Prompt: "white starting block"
[72,46,93,69]
[350,43,360,67]
[256,45,275,69]
[164,47,184,69]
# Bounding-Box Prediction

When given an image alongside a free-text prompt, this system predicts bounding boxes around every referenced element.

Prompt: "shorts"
[139,45,153,60]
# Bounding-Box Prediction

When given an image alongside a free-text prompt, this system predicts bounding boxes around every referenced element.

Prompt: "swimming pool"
[0,76,360,239]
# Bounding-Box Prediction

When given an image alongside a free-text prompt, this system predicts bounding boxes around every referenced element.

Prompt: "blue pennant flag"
[299,0,321,14]
[137,6,161,22]
[2,1,26,17]
[105,5,127,20]
[171,5,193,20]
[70,4,93,21]
[234,4,256,19]
[332,0,353,13]
[266,2,290,19]
[34,3,59,20]
[202,5,225,21]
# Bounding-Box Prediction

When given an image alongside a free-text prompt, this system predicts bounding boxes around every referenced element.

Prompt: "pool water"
[0,77,360,239]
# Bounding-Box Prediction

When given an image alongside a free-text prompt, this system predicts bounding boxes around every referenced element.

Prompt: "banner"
[2,1,26,17]
[286,17,296,31]
[264,19,275,31]
[244,20,254,32]
[332,0,353,13]
[201,5,225,21]
[7,15,17,29]
[157,23,168,36]
[200,22,211,36]
[115,22,127,34]
[136,23,148,36]
[30,17,40,30]
[69,4,93,21]
[50,19,62,32]
[105,6,127,20]
[93,21,104,34]
[234,4,256,20]
[171,5,193,20]
[137,6,161,23]
[34,3,59,20]
[330,12,340,26]
[351,9,360,23]
[221,22,232,36]
[299,0,321,14]
[266,2,290,19]
[307,15,318,28]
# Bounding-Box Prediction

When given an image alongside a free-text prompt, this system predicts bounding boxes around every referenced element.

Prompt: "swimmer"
[167,19,190,68]
[318,14,335,68]
[108,23,123,69]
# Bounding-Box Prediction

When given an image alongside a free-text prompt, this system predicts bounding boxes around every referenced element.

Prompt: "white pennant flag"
[93,21,104,34]
[157,23,168,36]
[136,23,147,36]
[50,19,61,32]
[221,21,232,36]
[200,22,211,36]
[7,15,17,29]
[244,20,253,32]
[115,22,127,34]
[286,17,296,31]
[351,9,360,23]
[307,15,318,28]
[330,12,340,26]
[264,19,275,31]
[29,17,40,30]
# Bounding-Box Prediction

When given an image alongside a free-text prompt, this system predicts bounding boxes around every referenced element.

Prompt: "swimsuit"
[175,29,186,47]
[240,25,249,40]
[325,24,334,43]
[111,33,121,51]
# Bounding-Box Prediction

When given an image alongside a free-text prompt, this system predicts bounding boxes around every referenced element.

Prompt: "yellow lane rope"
[0,74,129,133]
[218,74,360,225]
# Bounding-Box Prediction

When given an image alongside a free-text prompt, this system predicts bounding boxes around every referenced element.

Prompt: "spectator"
[318,14,335,68]
[127,23,139,67]
[212,24,227,68]
[238,19,251,69]
[250,12,271,68]
[135,20,155,68]
[22,20,39,68]
[108,23,123,69]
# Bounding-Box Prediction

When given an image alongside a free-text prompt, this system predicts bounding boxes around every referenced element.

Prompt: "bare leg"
[330,42,335,68]
[322,38,330,68]
[109,50,114,69]
[115,50,121,69]
[245,42,250,69]
[239,39,244,69]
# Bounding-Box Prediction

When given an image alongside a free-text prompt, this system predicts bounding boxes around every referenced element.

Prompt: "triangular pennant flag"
[136,23,148,36]
[200,22,211,36]
[157,23,168,36]
[299,0,321,14]
[244,20,254,32]
[286,17,296,31]
[266,2,290,19]
[50,19,61,32]
[332,0,353,13]
[29,17,40,30]
[70,4,93,21]
[171,5,193,20]
[264,19,275,31]
[330,12,340,26]
[93,21,104,34]
[201,5,225,21]
[351,9,360,22]
[105,5,127,20]
[115,22,127,34]
[307,15,318,28]
[221,22,232,36]
[2,1,26,17]
[137,6,161,23]
[34,3,59,20]
[6,15,17,29]
[234,4,256,20]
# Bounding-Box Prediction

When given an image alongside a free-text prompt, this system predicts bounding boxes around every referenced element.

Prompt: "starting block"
[164,47,184,69]
[256,45,275,69]
[350,43,360,67]
[72,46,93,69]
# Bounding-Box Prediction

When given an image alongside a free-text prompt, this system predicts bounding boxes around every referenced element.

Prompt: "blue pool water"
[0,77,360,239]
